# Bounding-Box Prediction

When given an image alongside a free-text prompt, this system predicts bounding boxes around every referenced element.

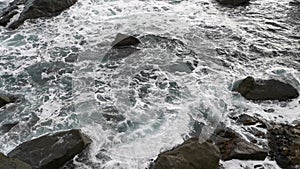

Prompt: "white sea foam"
[0,0,299,168]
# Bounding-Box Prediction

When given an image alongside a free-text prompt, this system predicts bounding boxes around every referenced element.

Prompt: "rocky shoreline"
[1,33,299,169]
[1,0,300,168]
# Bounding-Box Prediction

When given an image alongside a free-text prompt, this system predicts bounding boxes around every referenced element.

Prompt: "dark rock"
[236,114,259,126]
[0,152,32,169]
[268,124,300,169]
[111,33,141,47]
[0,0,77,29]
[8,129,91,169]
[290,0,300,6]
[210,127,268,161]
[0,122,18,133]
[102,33,141,62]
[0,95,17,108]
[151,138,220,169]
[64,53,78,63]
[216,0,250,6]
[254,164,264,169]
[233,76,299,101]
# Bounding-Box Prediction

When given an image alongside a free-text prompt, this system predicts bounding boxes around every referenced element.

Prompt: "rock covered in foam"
[0,0,77,29]
[233,76,299,101]
[8,129,91,169]
[151,138,220,169]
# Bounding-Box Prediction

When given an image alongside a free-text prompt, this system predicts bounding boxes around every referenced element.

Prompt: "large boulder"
[233,76,299,101]
[0,0,77,29]
[0,152,32,169]
[151,138,220,169]
[8,129,91,169]
[268,123,300,169]
[210,127,268,161]
[216,0,250,6]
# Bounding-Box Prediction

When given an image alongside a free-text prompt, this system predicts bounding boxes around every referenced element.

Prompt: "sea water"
[0,0,299,168]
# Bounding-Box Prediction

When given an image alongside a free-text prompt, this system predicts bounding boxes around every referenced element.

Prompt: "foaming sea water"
[0,0,299,169]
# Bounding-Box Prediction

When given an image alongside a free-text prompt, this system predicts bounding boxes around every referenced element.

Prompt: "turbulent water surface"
[0,0,299,168]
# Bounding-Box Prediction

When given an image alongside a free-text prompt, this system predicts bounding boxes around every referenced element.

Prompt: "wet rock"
[233,76,299,101]
[111,33,141,47]
[151,138,220,169]
[64,53,78,63]
[268,124,300,169]
[236,114,260,126]
[0,95,17,108]
[0,152,32,169]
[8,129,91,169]
[0,122,18,133]
[210,127,268,161]
[0,0,77,29]
[102,33,141,62]
[216,0,249,6]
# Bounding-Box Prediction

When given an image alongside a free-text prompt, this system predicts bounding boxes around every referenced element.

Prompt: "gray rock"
[8,129,91,169]
[0,0,77,29]
[102,33,141,62]
[111,33,141,47]
[268,124,300,169]
[0,122,18,133]
[211,127,268,161]
[0,95,17,108]
[216,0,249,6]
[152,138,220,169]
[234,114,261,126]
[0,152,32,169]
[233,76,299,101]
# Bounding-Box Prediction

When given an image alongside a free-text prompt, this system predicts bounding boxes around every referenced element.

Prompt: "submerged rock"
[0,95,16,108]
[151,138,220,169]
[0,0,77,29]
[233,76,299,101]
[26,61,73,85]
[0,152,32,169]
[210,127,268,161]
[8,129,91,169]
[216,0,249,6]
[268,124,300,169]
